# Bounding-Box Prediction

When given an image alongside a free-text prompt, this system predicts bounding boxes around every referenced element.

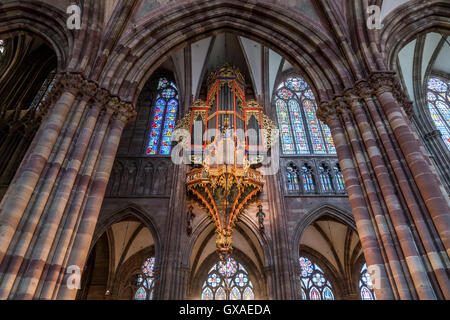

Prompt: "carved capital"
[107,97,136,124]
[369,72,413,118]
[60,73,86,95]
[424,129,442,141]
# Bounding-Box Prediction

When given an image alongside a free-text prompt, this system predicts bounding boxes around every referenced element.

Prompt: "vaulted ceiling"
[300,216,363,277]
[397,32,449,104]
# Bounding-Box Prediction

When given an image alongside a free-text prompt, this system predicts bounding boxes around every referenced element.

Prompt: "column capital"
[317,97,347,124]
[107,97,137,124]
[369,72,414,118]
[424,129,442,140]
[54,72,137,124]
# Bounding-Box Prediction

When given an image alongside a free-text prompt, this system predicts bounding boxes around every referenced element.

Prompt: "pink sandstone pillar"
[326,114,395,300]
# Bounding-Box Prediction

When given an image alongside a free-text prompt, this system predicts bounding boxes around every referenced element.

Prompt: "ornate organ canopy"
[175,65,277,259]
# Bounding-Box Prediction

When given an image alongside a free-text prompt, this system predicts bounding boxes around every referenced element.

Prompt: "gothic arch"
[189,248,267,300]
[0,0,73,70]
[292,205,362,300]
[299,245,344,300]
[185,211,269,299]
[292,204,356,265]
[184,210,272,269]
[380,0,450,68]
[92,204,161,263]
[98,0,356,104]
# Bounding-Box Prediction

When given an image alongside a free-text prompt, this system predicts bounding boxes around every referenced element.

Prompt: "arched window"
[301,164,315,193]
[359,263,376,300]
[30,70,56,110]
[275,77,336,155]
[427,77,450,150]
[287,164,300,192]
[134,257,156,300]
[334,164,346,192]
[0,39,4,55]
[299,256,334,300]
[318,164,333,193]
[201,257,254,300]
[146,78,179,155]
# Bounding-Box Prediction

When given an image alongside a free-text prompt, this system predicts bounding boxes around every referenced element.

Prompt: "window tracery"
[146,78,179,155]
[201,257,254,300]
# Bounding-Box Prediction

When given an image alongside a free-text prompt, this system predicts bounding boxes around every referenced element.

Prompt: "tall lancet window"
[275,77,336,155]
[146,78,179,155]
[201,257,254,300]
[134,257,156,300]
[318,163,333,193]
[299,257,334,300]
[427,77,450,150]
[301,164,315,193]
[29,69,56,110]
[334,164,346,192]
[287,164,300,192]
[359,263,376,300]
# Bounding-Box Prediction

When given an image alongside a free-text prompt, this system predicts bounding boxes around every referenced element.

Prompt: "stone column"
[372,73,450,254]
[0,75,81,268]
[324,112,395,300]
[154,161,188,300]
[0,73,135,300]
[55,103,131,300]
[318,73,450,300]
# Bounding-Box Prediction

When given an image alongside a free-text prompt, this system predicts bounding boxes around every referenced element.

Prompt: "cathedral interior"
[0,0,449,301]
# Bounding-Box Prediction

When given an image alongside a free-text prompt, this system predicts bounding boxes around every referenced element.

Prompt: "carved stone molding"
[369,72,413,118]
[39,73,137,123]
[424,129,442,141]
[317,72,414,123]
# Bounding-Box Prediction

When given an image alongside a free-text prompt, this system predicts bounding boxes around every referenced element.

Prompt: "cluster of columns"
[318,72,450,300]
[0,73,135,300]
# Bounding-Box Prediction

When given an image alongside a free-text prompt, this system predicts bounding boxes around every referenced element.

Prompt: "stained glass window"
[301,164,315,193]
[299,256,334,300]
[275,77,336,155]
[201,257,254,300]
[359,263,376,300]
[334,164,346,192]
[134,257,156,300]
[287,164,300,192]
[146,78,179,155]
[427,78,450,150]
[29,70,56,110]
[319,164,333,193]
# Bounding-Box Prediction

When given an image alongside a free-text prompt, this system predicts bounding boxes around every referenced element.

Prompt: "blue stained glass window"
[275,77,336,155]
[146,78,179,155]
[134,257,156,300]
[276,99,296,154]
[29,70,56,110]
[301,165,315,193]
[287,165,300,192]
[334,164,346,192]
[427,78,450,150]
[299,256,334,300]
[359,263,376,300]
[319,164,333,193]
[201,257,254,300]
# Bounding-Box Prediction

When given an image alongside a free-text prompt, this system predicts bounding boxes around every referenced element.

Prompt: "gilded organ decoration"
[176,66,277,259]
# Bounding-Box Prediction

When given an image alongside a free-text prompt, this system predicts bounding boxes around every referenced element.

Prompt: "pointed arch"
[91,204,161,263]
[274,74,336,155]
[98,0,356,104]
[0,0,74,70]
[185,208,270,299]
